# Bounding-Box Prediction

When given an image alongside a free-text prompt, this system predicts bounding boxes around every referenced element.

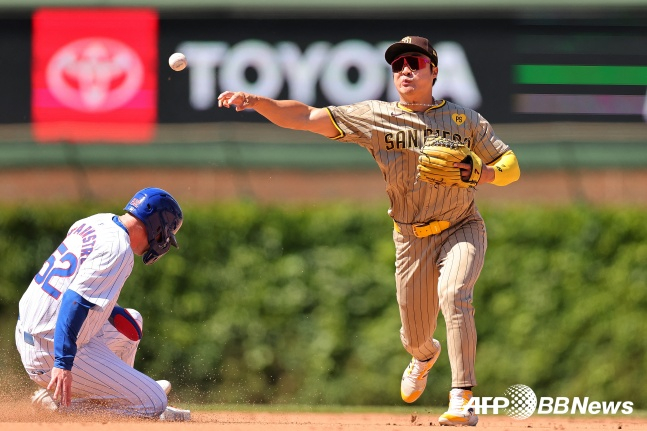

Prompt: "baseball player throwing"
[15,187,189,420]
[218,35,520,426]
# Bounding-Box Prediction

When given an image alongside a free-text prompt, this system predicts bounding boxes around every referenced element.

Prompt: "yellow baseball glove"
[417,136,483,188]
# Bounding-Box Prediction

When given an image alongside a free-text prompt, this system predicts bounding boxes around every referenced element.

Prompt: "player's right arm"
[49,289,95,407]
[48,367,73,407]
[217,91,340,139]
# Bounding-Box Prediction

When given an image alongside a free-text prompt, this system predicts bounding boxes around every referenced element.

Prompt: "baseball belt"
[17,320,35,346]
[24,331,35,346]
[393,220,450,238]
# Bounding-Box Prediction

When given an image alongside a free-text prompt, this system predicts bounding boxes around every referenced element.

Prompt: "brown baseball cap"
[385,36,438,66]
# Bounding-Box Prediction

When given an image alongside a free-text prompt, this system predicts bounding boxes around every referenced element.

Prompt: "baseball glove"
[417,136,483,188]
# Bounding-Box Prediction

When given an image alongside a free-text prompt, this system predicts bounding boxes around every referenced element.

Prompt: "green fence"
[2,123,647,170]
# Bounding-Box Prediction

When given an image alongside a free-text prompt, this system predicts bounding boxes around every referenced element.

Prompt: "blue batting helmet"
[124,187,183,265]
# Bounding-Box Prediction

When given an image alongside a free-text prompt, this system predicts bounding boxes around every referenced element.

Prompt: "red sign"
[32,9,158,143]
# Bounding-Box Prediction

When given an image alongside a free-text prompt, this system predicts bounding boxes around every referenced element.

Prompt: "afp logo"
[464,384,537,419]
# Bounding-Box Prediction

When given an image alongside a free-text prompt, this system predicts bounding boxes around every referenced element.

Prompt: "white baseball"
[169,53,187,71]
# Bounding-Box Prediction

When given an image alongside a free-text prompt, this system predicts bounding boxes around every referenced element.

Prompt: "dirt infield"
[1,382,644,430]
[3,167,647,206]
[1,405,646,431]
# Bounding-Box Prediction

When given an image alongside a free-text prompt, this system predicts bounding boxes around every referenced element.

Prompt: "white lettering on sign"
[320,39,386,105]
[432,42,482,108]
[177,41,228,110]
[278,41,331,103]
[178,39,481,111]
[220,40,283,98]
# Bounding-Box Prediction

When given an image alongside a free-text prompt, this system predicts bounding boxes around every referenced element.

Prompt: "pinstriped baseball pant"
[16,309,167,417]
[393,215,486,388]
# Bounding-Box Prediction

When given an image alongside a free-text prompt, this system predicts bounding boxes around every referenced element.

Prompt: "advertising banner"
[1,12,644,132]
[32,9,158,143]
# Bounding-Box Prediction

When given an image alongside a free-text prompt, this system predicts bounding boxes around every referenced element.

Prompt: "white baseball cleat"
[156,380,172,395]
[159,406,191,421]
[438,388,479,426]
[31,388,59,412]
[400,339,442,403]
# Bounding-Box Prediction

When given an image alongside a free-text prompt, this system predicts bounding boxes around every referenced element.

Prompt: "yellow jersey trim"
[325,107,345,140]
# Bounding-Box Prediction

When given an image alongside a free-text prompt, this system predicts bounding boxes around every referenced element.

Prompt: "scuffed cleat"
[159,406,191,421]
[439,388,478,426]
[31,388,59,412]
[401,339,442,403]
[157,380,172,395]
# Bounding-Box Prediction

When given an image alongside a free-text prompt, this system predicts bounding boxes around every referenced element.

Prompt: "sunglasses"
[391,55,433,73]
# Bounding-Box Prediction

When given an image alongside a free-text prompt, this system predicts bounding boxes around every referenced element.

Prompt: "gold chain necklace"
[398,99,440,107]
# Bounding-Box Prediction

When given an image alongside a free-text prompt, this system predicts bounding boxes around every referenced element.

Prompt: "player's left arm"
[460,114,520,186]
[459,150,519,185]
[485,150,520,186]
[454,149,519,185]
[109,305,142,341]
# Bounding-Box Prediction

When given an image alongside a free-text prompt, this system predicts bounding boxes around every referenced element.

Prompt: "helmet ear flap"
[169,231,179,248]
[141,218,173,265]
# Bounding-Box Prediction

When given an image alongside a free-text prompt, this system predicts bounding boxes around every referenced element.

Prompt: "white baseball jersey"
[19,214,132,344]
[16,213,167,416]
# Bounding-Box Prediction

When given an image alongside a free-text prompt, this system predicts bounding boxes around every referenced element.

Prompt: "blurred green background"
[2,203,647,409]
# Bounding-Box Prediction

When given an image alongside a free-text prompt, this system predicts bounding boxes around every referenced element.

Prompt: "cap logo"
[129,197,144,208]
[401,37,412,43]
[452,114,467,125]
